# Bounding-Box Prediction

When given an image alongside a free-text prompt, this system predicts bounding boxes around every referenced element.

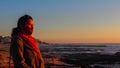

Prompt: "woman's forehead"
[27,19,34,24]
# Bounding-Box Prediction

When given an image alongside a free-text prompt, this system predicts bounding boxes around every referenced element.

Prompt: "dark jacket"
[10,36,44,68]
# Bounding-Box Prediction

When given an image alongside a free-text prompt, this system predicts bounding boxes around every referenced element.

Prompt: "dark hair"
[11,14,33,36]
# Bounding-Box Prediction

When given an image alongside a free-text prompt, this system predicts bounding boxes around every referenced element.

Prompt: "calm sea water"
[40,43,120,55]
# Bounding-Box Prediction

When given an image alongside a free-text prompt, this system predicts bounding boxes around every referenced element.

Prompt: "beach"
[0,44,14,68]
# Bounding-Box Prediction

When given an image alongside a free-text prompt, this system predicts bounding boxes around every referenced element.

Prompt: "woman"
[10,15,44,68]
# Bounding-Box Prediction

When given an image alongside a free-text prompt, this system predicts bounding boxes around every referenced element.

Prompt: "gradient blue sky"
[1,0,120,43]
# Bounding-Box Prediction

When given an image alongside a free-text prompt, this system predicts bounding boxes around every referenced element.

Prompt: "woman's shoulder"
[11,36,23,44]
[10,36,25,50]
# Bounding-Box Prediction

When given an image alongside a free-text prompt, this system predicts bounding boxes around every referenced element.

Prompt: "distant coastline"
[0,43,10,46]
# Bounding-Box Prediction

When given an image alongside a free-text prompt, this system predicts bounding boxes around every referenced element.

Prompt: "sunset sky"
[1,0,120,43]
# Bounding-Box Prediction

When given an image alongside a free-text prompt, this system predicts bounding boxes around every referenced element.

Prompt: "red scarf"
[18,33,40,56]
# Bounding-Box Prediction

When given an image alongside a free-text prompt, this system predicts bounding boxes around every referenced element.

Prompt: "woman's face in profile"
[21,19,34,35]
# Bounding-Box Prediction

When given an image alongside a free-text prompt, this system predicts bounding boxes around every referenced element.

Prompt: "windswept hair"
[11,14,33,36]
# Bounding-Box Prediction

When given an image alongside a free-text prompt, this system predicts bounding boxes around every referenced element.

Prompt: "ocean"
[40,43,120,55]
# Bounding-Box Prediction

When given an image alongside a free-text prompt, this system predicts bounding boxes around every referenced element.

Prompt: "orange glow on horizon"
[38,35,120,43]
[34,21,120,43]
